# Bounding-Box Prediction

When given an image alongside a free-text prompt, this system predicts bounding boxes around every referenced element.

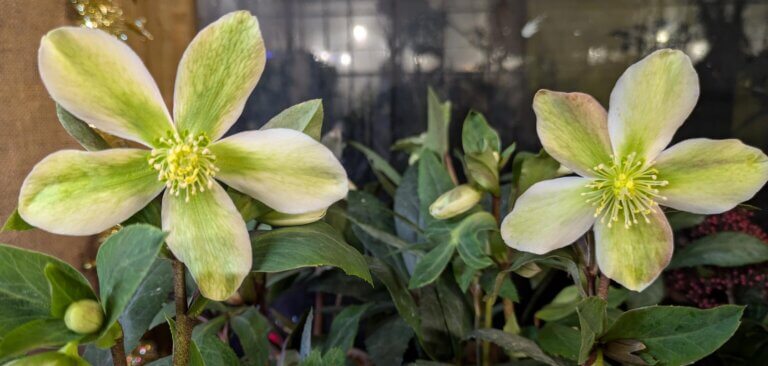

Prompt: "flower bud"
[64,299,104,334]
[429,184,483,219]
[260,209,327,226]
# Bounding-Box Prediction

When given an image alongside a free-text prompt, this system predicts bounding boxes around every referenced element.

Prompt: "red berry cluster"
[666,208,768,308]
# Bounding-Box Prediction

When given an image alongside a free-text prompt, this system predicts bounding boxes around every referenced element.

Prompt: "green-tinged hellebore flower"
[64,299,104,334]
[19,11,348,301]
[430,184,483,219]
[501,49,768,291]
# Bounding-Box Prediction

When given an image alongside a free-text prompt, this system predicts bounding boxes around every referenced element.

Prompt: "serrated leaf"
[601,305,744,365]
[260,99,323,140]
[668,232,768,269]
[251,222,372,284]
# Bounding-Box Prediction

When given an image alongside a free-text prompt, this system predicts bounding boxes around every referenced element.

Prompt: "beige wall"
[0,0,195,270]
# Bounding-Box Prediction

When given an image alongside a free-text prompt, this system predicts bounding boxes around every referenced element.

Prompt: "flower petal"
[173,11,265,140]
[18,149,164,235]
[209,129,348,214]
[162,181,251,301]
[534,90,612,177]
[39,27,172,146]
[501,177,595,254]
[655,138,768,214]
[608,49,699,161]
[594,209,673,291]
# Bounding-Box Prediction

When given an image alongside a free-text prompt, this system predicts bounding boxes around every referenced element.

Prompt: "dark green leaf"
[394,164,422,272]
[669,232,768,269]
[226,189,271,223]
[0,244,86,341]
[44,262,97,318]
[480,269,518,302]
[424,87,451,157]
[193,332,239,366]
[0,318,81,359]
[452,257,477,292]
[1,209,34,232]
[231,307,270,366]
[325,304,370,352]
[626,278,665,309]
[418,151,454,229]
[350,141,402,185]
[365,316,413,366]
[602,305,744,365]
[468,329,562,366]
[260,99,323,140]
[408,242,454,289]
[251,222,372,284]
[120,259,173,351]
[300,310,314,359]
[82,345,113,366]
[535,286,580,321]
[96,225,167,338]
[367,257,420,333]
[346,191,408,276]
[123,199,162,228]
[537,323,580,361]
[56,104,110,151]
[666,211,706,231]
[577,297,607,364]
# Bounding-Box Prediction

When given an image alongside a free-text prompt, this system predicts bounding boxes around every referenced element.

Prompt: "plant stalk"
[110,336,127,366]
[597,272,610,301]
[172,259,192,366]
[482,296,494,366]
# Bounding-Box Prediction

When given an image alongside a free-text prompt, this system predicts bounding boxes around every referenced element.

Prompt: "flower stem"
[597,272,610,301]
[110,336,127,366]
[172,259,192,366]
[482,295,494,366]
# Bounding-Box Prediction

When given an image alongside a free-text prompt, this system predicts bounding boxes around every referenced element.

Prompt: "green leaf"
[465,152,500,195]
[626,278,665,309]
[119,259,173,352]
[417,277,472,360]
[193,332,239,366]
[226,188,271,223]
[424,87,451,158]
[602,305,745,365]
[251,222,372,284]
[260,99,323,140]
[44,263,97,319]
[418,151,455,228]
[365,316,414,366]
[346,191,409,277]
[408,242,454,289]
[462,110,500,155]
[511,150,560,199]
[668,232,768,269]
[96,225,167,338]
[665,211,706,231]
[480,269,518,302]
[535,285,580,321]
[3,350,89,366]
[325,303,370,353]
[452,213,496,270]
[231,307,270,366]
[499,143,517,169]
[537,323,580,361]
[468,329,563,366]
[0,244,87,342]
[82,344,113,366]
[350,141,402,186]
[394,164,422,272]
[56,104,111,151]
[577,297,608,364]
[1,209,34,232]
[367,257,420,333]
[0,319,81,359]
[299,310,314,359]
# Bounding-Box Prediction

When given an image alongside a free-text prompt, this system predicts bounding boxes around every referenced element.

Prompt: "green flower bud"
[429,184,483,219]
[64,299,104,334]
[259,209,326,226]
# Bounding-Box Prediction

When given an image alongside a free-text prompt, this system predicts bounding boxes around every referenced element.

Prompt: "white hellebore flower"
[501,49,768,291]
[19,11,348,301]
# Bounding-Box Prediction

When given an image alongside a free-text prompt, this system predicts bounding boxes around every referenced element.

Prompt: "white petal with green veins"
[534,90,613,177]
[39,27,172,147]
[655,138,768,214]
[608,49,699,161]
[594,209,673,292]
[18,149,164,235]
[173,11,265,141]
[209,129,348,214]
[501,177,595,254]
[162,181,251,301]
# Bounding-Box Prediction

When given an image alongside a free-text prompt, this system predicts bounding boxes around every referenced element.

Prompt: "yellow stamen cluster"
[149,131,218,202]
[581,152,669,228]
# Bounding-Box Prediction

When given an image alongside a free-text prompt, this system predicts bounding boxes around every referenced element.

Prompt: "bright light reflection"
[352,25,368,42]
[340,52,352,66]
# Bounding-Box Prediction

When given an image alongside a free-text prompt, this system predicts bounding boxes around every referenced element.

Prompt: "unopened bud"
[429,184,482,219]
[64,299,104,334]
[260,209,327,226]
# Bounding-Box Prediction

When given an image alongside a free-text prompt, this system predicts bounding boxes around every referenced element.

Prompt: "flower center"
[149,131,218,202]
[581,152,669,228]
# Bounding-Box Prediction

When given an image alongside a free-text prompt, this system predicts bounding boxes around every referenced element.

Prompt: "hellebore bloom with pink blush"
[19,11,348,301]
[501,49,768,291]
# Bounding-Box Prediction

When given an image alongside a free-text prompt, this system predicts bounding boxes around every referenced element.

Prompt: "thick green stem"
[482,296,494,366]
[172,260,192,366]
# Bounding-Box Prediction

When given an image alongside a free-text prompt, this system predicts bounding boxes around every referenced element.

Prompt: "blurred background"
[2,0,768,261]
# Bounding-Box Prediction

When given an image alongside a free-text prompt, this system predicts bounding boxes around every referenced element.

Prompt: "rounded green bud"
[64,299,104,334]
[260,209,327,226]
[429,184,483,219]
